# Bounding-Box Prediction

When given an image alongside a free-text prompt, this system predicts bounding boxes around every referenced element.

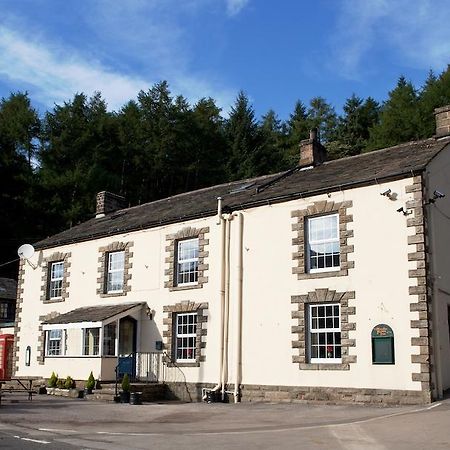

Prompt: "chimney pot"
[96,191,127,218]
[434,105,450,139]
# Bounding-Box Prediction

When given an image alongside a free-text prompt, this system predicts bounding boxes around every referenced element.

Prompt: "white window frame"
[306,213,340,273]
[83,328,100,356]
[176,238,199,286]
[46,329,64,356]
[49,261,64,299]
[175,312,197,362]
[308,303,341,364]
[106,251,125,293]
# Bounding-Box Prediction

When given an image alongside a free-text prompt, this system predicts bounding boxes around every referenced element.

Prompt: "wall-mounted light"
[428,190,446,204]
[397,207,412,216]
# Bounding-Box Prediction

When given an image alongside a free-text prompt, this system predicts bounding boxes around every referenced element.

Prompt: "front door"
[118,317,137,378]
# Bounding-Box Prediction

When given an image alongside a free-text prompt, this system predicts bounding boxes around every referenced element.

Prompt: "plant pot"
[38,386,47,395]
[84,387,93,395]
[120,391,130,403]
[114,395,121,403]
[129,392,142,405]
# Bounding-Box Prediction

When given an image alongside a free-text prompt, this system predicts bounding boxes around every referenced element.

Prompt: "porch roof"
[42,302,146,326]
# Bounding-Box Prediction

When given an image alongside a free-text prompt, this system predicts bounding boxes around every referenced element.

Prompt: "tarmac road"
[0,393,449,449]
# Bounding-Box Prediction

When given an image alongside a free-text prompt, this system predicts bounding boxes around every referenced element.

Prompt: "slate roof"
[43,302,145,324]
[35,137,450,250]
[0,278,17,300]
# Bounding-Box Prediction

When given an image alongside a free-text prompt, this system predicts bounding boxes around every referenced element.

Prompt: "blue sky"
[0,0,449,119]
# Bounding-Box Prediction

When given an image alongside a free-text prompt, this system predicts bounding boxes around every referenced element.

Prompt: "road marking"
[39,428,77,433]
[14,435,50,444]
[97,431,164,436]
[426,402,442,410]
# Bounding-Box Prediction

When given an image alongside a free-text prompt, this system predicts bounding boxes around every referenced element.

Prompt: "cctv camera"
[396,207,404,213]
[380,189,392,196]
[433,190,445,199]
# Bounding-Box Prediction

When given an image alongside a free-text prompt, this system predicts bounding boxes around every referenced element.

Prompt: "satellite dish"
[18,244,35,260]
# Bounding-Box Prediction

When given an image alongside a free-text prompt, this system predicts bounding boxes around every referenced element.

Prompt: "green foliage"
[64,376,75,389]
[86,371,95,390]
[329,95,380,159]
[225,90,261,180]
[56,379,65,389]
[48,372,58,387]
[366,76,420,151]
[121,373,130,392]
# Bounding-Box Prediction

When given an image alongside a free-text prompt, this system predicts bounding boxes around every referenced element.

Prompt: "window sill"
[43,297,65,304]
[166,361,200,368]
[295,268,350,280]
[298,362,350,371]
[169,284,202,292]
[98,291,128,298]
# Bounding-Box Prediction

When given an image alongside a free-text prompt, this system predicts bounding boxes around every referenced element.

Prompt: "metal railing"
[115,351,163,384]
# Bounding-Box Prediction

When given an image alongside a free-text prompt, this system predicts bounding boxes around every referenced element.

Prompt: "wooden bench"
[0,378,37,401]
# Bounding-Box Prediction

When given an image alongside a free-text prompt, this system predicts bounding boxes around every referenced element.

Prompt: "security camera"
[397,207,411,216]
[380,189,392,197]
[433,190,445,199]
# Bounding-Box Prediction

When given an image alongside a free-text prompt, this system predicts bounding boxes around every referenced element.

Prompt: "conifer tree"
[225,91,260,180]
[367,76,420,150]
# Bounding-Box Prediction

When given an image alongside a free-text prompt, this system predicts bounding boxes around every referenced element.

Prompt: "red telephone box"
[0,334,14,380]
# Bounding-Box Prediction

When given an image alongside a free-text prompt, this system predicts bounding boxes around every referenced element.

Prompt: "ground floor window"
[175,313,197,361]
[103,323,117,356]
[46,329,64,356]
[308,303,341,363]
[83,328,100,356]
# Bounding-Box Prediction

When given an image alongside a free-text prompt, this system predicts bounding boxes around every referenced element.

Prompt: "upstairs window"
[175,312,197,361]
[46,329,63,356]
[306,214,340,273]
[49,262,64,299]
[308,303,341,363]
[176,238,199,286]
[106,251,125,293]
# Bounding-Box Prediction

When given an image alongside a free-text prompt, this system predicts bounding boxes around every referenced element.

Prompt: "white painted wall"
[15,176,424,392]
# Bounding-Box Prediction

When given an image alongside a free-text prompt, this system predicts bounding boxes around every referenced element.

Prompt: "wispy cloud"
[0,2,237,112]
[328,0,450,80]
[0,25,149,111]
[226,0,249,16]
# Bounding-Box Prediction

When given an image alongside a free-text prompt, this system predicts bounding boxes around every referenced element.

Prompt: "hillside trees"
[0,92,41,278]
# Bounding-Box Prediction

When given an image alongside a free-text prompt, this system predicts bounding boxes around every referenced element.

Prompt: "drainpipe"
[210,198,226,398]
[233,212,244,403]
[221,216,232,401]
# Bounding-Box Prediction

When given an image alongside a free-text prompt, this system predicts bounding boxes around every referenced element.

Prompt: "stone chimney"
[299,129,327,167]
[435,105,450,139]
[96,191,127,218]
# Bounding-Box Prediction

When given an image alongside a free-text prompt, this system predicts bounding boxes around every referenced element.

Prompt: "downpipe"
[205,198,226,401]
[233,212,243,403]
[221,216,232,401]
